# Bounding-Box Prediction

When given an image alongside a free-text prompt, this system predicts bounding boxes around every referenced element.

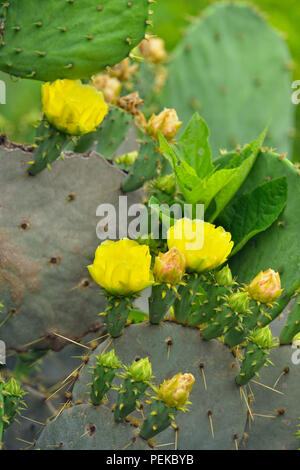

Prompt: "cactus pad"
[72,322,247,450]
[0,144,143,351]
[160,3,294,155]
[242,345,300,450]
[0,0,150,82]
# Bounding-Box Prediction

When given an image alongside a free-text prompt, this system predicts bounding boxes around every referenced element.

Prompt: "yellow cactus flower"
[87,239,154,296]
[146,108,182,141]
[157,373,195,410]
[167,218,233,273]
[247,269,283,305]
[42,79,108,135]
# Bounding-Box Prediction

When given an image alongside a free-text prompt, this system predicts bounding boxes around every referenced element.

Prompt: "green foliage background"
[0,1,299,159]
[152,0,300,160]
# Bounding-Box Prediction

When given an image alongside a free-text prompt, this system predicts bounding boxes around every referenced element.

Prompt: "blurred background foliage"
[151,0,300,161]
[0,0,299,159]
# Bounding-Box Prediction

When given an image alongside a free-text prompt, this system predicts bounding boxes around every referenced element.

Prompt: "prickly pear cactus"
[160,3,294,155]
[71,322,247,450]
[0,144,143,351]
[225,151,300,324]
[241,345,300,450]
[36,404,151,450]
[0,0,150,81]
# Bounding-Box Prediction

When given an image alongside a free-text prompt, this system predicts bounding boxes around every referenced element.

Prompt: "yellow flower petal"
[42,79,108,136]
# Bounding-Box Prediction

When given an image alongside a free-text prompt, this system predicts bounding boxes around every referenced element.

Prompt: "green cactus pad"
[280,294,300,344]
[149,284,176,324]
[159,3,294,155]
[122,135,166,192]
[36,404,150,450]
[0,144,143,351]
[74,106,133,159]
[242,345,300,450]
[0,0,150,82]
[73,322,247,450]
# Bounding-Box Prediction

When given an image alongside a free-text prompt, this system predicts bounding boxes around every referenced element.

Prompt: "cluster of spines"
[103,296,133,338]
[140,399,177,440]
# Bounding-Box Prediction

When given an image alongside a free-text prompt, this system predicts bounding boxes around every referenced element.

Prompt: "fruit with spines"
[89,350,122,406]
[236,326,278,385]
[114,358,152,422]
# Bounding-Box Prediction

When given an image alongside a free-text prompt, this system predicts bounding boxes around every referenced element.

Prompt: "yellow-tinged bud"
[215,265,234,286]
[229,292,250,314]
[115,151,138,167]
[157,373,195,409]
[153,247,186,285]
[92,74,122,104]
[96,350,122,369]
[42,79,108,135]
[167,218,233,273]
[88,239,154,296]
[292,332,300,347]
[128,358,152,382]
[146,108,182,141]
[109,58,138,82]
[247,269,283,305]
[250,326,278,349]
[138,36,167,64]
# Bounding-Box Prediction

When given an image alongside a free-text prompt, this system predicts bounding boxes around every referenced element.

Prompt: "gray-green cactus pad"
[160,3,294,156]
[0,144,143,351]
[73,322,247,450]
[36,404,150,450]
[242,345,300,450]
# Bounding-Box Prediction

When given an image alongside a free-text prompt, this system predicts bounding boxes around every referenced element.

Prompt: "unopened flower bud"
[229,292,250,314]
[153,247,186,285]
[115,151,138,167]
[292,332,300,348]
[139,36,167,64]
[3,378,24,397]
[110,58,138,82]
[97,349,122,369]
[128,358,152,382]
[147,108,182,141]
[247,269,283,305]
[92,74,122,104]
[157,373,195,409]
[250,326,278,349]
[215,265,233,286]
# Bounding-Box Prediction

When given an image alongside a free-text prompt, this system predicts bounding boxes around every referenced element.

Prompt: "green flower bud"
[115,151,138,167]
[215,265,233,286]
[228,291,250,314]
[153,174,177,195]
[97,349,122,369]
[3,378,24,397]
[157,372,195,409]
[128,357,152,382]
[250,326,278,349]
[292,332,300,347]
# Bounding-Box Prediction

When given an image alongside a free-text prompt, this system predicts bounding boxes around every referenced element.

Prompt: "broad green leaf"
[179,113,214,178]
[218,177,288,256]
[159,133,235,208]
[209,127,268,222]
